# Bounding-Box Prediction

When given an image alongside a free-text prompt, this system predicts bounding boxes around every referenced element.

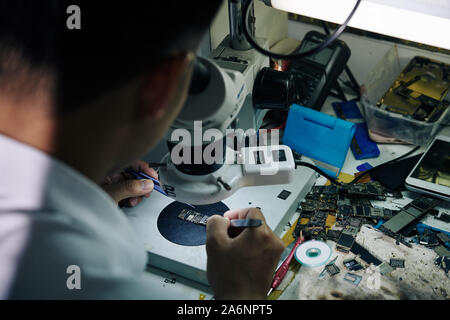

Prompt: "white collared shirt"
[0,134,163,299]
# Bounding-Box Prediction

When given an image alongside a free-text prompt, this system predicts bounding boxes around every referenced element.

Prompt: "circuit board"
[177,209,209,226]
[294,182,399,244]
[377,56,449,122]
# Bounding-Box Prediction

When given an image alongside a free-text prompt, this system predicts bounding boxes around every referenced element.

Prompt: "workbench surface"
[139,98,450,300]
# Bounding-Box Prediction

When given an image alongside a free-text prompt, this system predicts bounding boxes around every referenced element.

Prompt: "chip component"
[343,258,364,271]
[389,258,405,268]
[327,229,341,242]
[348,217,363,229]
[378,262,394,275]
[325,263,340,276]
[278,190,291,200]
[177,209,209,226]
[380,196,439,234]
[336,232,356,253]
[337,204,394,220]
[342,182,387,200]
[436,232,450,244]
[344,273,362,286]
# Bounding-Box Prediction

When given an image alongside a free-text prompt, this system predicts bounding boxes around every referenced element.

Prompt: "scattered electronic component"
[326,229,341,242]
[344,273,362,286]
[343,258,364,271]
[377,56,450,123]
[378,262,394,275]
[336,232,356,253]
[350,242,382,266]
[337,204,394,220]
[389,258,405,269]
[300,182,397,241]
[297,183,446,285]
[418,229,440,247]
[436,213,450,223]
[341,182,387,200]
[298,184,440,255]
[319,256,338,279]
[278,190,291,200]
[177,209,209,226]
[434,245,450,257]
[380,196,440,234]
[399,221,418,237]
[325,263,340,277]
[436,233,450,248]
[348,217,363,229]
[435,256,449,274]
[336,225,360,253]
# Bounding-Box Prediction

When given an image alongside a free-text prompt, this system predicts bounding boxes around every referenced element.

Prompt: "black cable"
[322,21,361,99]
[338,77,359,94]
[343,66,361,99]
[332,80,348,101]
[295,145,420,187]
[350,145,421,184]
[295,160,343,186]
[242,0,362,60]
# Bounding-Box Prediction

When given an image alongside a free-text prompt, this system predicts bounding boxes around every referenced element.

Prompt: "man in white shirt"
[0,1,284,299]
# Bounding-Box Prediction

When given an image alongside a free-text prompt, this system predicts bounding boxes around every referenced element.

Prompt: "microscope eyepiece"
[189,58,211,95]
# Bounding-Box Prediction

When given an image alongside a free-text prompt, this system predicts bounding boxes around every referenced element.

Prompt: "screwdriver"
[267,231,304,296]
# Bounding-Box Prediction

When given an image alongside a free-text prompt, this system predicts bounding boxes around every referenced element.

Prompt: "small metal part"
[436,213,450,223]
[277,190,291,200]
[378,262,394,275]
[325,263,340,276]
[344,273,362,286]
[336,233,356,253]
[389,258,405,268]
[434,245,450,257]
[436,232,450,244]
[343,258,364,271]
[418,229,440,247]
[435,256,450,274]
[343,182,387,200]
[350,242,383,266]
[319,256,338,279]
[348,217,363,229]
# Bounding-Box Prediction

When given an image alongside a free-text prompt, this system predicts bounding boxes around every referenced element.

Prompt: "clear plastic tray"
[361,46,449,146]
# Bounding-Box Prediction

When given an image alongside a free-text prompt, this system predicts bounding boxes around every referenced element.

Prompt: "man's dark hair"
[0,0,221,113]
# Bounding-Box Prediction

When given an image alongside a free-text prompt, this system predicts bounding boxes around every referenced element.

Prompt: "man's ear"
[137,52,193,120]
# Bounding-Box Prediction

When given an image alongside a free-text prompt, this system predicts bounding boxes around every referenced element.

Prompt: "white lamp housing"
[265,0,450,50]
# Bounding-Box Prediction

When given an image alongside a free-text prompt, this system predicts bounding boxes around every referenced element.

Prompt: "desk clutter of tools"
[269,178,450,300]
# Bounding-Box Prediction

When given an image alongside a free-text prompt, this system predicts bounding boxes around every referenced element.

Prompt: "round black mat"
[157,201,229,246]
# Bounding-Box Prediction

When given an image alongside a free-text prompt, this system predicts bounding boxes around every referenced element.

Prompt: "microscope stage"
[125,165,316,285]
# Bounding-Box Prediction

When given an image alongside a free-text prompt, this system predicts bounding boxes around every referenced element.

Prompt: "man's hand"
[206,208,284,300]
[101,160,158,207]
